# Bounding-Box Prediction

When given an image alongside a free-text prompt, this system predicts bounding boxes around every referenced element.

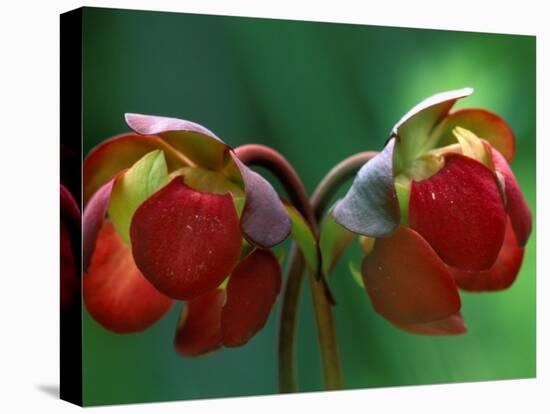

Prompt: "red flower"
[333,88,532,335]
[83,114,290,354]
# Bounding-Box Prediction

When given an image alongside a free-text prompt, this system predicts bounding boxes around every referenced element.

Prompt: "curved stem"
[234,144,376,393]
[234,145,316,227]
[277,151,377,392]
[311,151,378,217]
[234,145,319,393]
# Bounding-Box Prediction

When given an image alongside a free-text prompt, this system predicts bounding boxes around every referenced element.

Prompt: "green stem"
[279,151,377,392]
[234,144,376,393]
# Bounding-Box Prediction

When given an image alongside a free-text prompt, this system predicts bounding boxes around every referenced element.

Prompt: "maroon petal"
[125,113,229,171]
[221,249,281,347]
[130,177,242,300]
[229,152,291,248]
[361,227,461,325]
[84,222,173,333]
[410,153,507,271]
[83,179,114,271]
[451,220,525,291]
[392,312,467,336]
[431,108,516,162]
[488,146,532,246]
[174,289,225,357]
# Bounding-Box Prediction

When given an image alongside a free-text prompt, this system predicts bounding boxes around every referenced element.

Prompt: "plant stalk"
[234,144,375,393]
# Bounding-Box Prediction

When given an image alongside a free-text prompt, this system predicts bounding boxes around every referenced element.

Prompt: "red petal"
[221,250,281,347]
[84,133,184,205]
[392,312,467,336]
[432,108,516,161]
[361,227,461,325]
[451,220,524,291]
[83,179,114,271]
[130,177,242,300]
[174,289,225,357]
[84,222,173,333]
[489,146,532,246]
[410,153,507,271]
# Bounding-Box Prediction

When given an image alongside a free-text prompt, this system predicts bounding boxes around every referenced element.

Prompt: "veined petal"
[229,152,291,248]
[431,108,516,162]
[125,113,229,171]
[221,249,281,347]
[361,226,461,325]
[334,138,400,237]
[84,133,184,205]
[451,220,525,291]
[410,153,507,271]
[83,179,114,271]
[84,222,173,333]
[393,88,473,164]
[174,289,225,357]
[130,177,242,300]
[488,146,532,246]
[392,312,467,336]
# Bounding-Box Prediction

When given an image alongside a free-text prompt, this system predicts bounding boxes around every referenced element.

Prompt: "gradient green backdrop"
[81,7,536,406]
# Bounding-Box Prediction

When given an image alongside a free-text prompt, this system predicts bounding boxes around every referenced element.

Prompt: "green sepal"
[319,208,355,275]
[348,260,365,289]
[283,203,319,276]
[108,150,169,245]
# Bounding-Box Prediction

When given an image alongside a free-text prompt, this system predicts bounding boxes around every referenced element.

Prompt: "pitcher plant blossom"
[80,88,532,393]
[326,88,532,335]
[82,113,306,355]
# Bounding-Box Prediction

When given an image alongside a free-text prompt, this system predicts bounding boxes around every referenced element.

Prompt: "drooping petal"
[221,249,281,347]
[125,113,229,171]
[361,227,461,325]
[83,179,114,271]
[130,177,242,300]
[392,312,467,336]
[451,220,525,291]
[229,152,291,248]
[393,88,473,164]
[84,222,173,333]
[409,153,507,271]
[488,146,532,246]
[334,138,400,237]
[84,133,184,205]
[174,289,225,357]
[431,108,516,162]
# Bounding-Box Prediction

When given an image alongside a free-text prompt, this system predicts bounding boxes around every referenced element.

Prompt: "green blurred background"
[81,7,536,406]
